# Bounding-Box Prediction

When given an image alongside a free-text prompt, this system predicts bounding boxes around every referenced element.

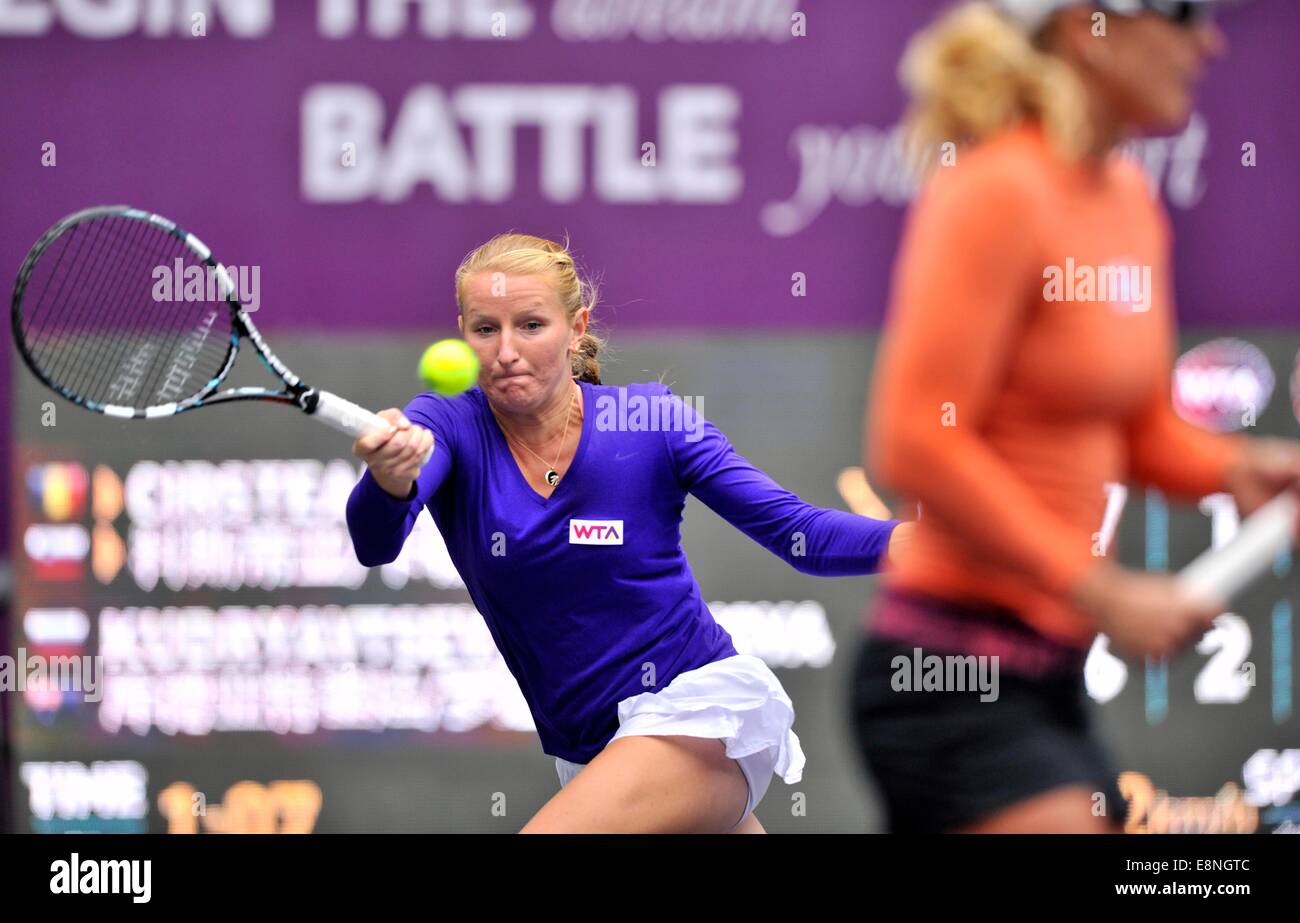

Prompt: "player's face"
[1088,12,1223,133]
[459,272,584,414]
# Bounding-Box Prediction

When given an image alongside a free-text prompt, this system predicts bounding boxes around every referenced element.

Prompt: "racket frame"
[11,204,431,461]
[14,205,334,421]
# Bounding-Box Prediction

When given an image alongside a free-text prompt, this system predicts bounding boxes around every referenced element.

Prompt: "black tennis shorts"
[848,592,1128,833]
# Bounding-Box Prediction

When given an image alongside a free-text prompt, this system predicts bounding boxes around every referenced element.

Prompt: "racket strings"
[28,217,137,387]
[60,217,198,403]
[27,220,121,397]
[32,217,160,403]
[49,217,148,400]
[88,218,198,406]
[18,214,236,410]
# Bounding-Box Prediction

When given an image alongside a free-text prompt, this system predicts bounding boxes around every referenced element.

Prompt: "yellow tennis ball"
[419,339,480,395]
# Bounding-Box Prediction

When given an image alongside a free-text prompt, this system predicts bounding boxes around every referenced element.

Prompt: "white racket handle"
[1177,489,1298,606]
[312,390,434,466]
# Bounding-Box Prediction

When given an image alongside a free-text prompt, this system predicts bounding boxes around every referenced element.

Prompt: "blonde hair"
[899,1,1091,163]
[454,232,605,385]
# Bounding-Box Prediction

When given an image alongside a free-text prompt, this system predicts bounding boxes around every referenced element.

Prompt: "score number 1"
[1085,485,1269,707]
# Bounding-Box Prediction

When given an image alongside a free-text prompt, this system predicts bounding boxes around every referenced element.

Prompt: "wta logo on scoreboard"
[1172,338,1275,432]
[569,519,624,545]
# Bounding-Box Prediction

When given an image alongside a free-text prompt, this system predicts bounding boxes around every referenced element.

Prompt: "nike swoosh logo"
[614,452,637,461]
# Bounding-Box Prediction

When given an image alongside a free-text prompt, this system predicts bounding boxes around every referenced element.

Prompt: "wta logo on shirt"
[569,519,623,545]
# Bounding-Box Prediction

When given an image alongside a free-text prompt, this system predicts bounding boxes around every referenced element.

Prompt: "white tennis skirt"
[553,654,805,826]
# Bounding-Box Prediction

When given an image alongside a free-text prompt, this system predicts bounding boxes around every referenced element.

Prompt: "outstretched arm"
[346,401,453,567]
[664,396,899,576]
[836,466,916,566]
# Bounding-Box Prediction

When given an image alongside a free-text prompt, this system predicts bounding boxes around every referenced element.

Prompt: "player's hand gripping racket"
[1177,487,1299,608]
[10,205,431,466]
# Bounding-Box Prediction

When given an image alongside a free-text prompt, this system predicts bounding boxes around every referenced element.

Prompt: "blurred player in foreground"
[347,234,911,833]
[852,0,1300,833]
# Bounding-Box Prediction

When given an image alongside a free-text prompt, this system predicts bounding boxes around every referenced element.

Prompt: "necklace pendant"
[545,468,559,487]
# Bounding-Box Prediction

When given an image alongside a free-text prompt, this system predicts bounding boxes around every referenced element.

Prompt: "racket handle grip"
[1176,489,1298,606]
[311,390,434,466]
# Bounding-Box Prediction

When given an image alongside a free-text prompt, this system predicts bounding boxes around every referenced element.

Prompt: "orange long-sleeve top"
[868,121,1247,649]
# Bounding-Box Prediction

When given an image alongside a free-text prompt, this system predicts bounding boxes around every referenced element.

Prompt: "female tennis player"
[346,233,909,833]
[852,0,1300,834]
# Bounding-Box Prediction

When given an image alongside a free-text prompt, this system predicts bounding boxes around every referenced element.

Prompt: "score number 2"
[1085,487,1257,706]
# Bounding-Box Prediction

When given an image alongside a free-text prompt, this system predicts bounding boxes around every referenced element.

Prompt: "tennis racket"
[10,205,431,465]
[1177,487,1298,607]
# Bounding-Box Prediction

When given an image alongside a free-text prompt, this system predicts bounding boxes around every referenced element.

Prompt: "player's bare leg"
[730,813,766,833]
[953,786,1121,834]
[520,735,751,834]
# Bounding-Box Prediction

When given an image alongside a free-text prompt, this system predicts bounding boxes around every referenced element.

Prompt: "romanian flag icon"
[26,462,89,522]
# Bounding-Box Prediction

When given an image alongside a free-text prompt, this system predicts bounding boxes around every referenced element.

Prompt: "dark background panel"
[7,330,1297,833]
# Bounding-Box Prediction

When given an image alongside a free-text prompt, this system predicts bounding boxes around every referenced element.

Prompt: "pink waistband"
[869,588,1089,679]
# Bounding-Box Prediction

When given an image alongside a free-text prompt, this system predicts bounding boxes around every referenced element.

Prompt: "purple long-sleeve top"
[346,380,898,762]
